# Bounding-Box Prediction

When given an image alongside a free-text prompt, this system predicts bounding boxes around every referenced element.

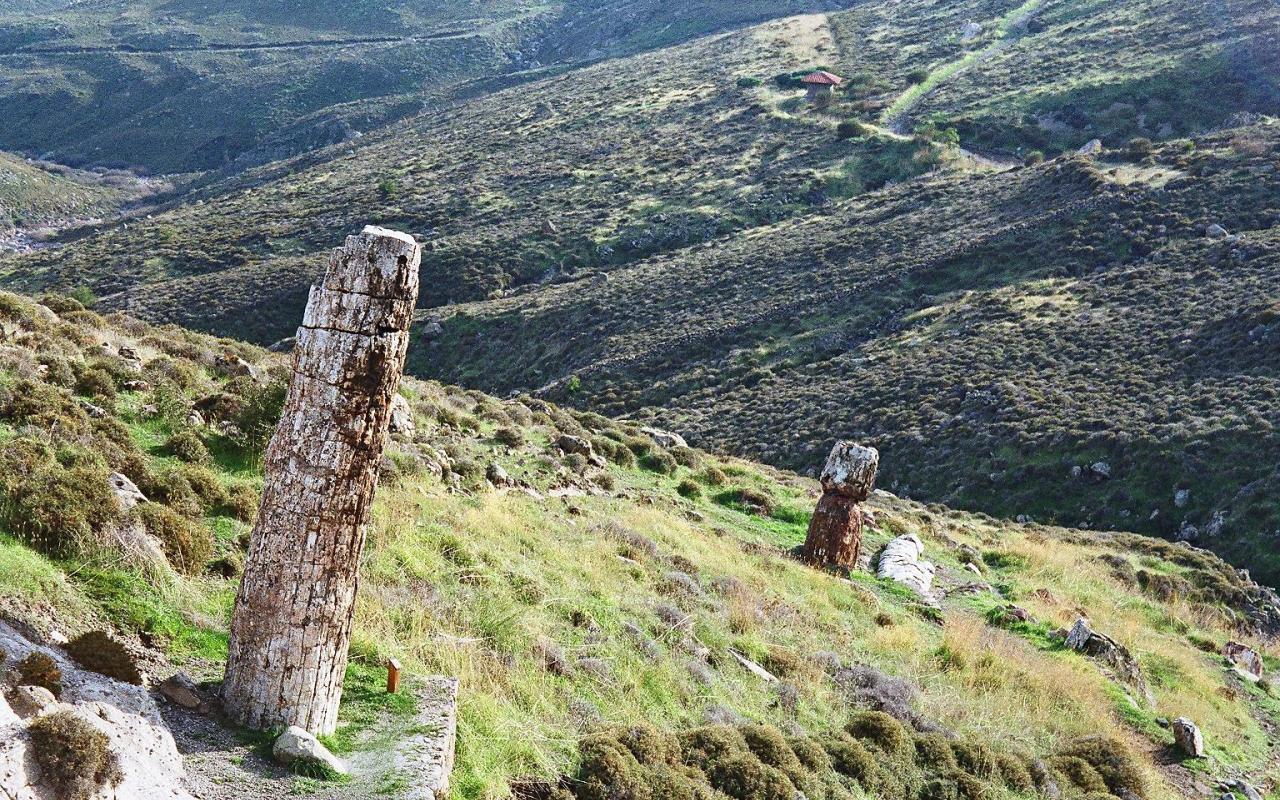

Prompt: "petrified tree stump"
[222,226,421,735]
[801,442,879,569]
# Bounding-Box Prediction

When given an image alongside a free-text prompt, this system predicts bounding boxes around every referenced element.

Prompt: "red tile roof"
[802,70,844,86]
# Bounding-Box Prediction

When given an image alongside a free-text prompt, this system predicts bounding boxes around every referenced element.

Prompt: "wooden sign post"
[387,658,403,695]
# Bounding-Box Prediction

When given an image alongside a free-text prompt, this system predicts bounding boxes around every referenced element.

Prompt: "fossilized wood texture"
[222,226,421,735]
[803,441,879,568]
[801,493,863,568]
[819,442,879,501]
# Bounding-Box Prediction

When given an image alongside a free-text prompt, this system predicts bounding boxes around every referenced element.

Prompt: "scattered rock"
[1205,223,1229,239]
[1174,488,1190,508]
[389,394,416,437]
[108,472,147,511]
[1077,138,1103,155]
[1171,717,1204,758]
[157,673,203,710]
[485,463,513,488]
[1090,461,1111,480]
[1224,641,1264,680]
[268,337,296,353]
[728,649,778,683]
[6,685,57,719]
[213,353,258,380]
[960,20,982,40]
[877,534,936,596]
[421,321,445,339]
[639,426,687,449]
[556,434,593,456]
[273,725,349,775]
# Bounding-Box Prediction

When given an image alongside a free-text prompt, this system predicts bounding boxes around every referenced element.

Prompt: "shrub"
[222,483,260,522]
[701,466,728,486]
[951,740,999,779]
[641,448,679,475]
[837,119,870,140]
[671,446,701,469]
[737,76,763,88]
[495,426,525,447]
[1054,736,1148,799]
[65,631,142,685]
[703,752,795,800]
[915,733,959,771]
[761,647,804,679]
[993,752,1034,792]
[1046,756,1109,795]
[29,711,123,800]
[178,465,229,510]
[0,438,117,559]
[137,504,213,575]
[75,367,117,402]
[17,651,63,696]
[1024,150,1045,166]
[826,736,883,791]
[677,479,703,499]
[232,379,287,455]
[165,429,211,465]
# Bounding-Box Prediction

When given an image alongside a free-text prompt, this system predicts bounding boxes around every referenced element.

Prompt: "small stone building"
[802,70,844,100]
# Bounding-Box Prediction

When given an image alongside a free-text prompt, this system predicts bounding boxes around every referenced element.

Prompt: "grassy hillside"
[1,3,1278,587]
[0,290,1278,799]
[0,0,846,173]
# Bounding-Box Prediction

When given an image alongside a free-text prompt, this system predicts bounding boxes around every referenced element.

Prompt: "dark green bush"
[29,711,123,800]
[1054,736,1148,799]
[0,438,117,559]
[165,429,211,465]
[75,367,117,402]
[677,479,703,499]
[223,482,259,522]
[137,503,213,575]
[641,448,679,475]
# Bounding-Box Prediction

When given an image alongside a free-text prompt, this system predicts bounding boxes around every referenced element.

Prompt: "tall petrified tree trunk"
[801,442,879,569]
[222,226,421,734]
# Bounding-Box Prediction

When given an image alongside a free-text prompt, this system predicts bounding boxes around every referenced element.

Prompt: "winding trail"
[880,0,1046,135]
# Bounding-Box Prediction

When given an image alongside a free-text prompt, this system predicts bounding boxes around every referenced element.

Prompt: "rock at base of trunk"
[273,726,349,776]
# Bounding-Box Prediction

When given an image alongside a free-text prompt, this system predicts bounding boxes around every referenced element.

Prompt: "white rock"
[0,622,194,800]
[877,534,936,596]
[640,427,687,449]
[108,473,147,511]
[1077,138,1103,155]
[820,442,880,500]
[1205,223,1229,239]
[1174,488,1190,508]
[273,726,349,776]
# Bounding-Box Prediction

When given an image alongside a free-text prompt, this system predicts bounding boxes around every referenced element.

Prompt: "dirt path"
[881,0,1045,135]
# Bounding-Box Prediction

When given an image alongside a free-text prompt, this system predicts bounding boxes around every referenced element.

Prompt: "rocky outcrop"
[877,534,936,597]
[640,427,687,449]
[1224,641,1264,680]
[0,621,193,800]
[801,443,879,569]
[389,394,416,437]
[1064,618,1153,704]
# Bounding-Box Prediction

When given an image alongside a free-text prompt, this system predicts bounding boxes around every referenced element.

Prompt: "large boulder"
[0,621,193,800]
[820,442,880,501]
[877,535,936,596]
[273,726,349,776]
[640,427,687,449]
[1171,717,1204,758]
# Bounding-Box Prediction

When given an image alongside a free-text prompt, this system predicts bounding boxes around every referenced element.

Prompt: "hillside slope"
[1,2,1278,579]
[0,290,1278,799]
[0,0,845,173]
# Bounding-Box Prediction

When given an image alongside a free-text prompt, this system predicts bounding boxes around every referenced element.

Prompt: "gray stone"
[960,21,982,40]
[396,678,459,800]
[389,394,416,437]
[1077,138,1103,155]
[728,649,778,683]
[1224,641,1264,680]
[158,673,203,709]
[6,685,56,719]
[556,434,594,456]
[1090,461,1111,479]
[1206,223,1229,239]
[1171,717,1204,758]
[1065,618,1153,704]
[108,472,147,511]
[273,726,349,775]
[1174,488,1190,508]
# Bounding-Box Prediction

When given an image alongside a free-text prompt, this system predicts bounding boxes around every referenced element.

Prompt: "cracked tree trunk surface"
[222,226,421,735]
